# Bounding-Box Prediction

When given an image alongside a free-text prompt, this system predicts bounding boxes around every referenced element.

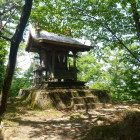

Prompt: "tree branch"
[0,35,11,41]
[0,5,16,16]
[65,8,140,63]
[85,14,140,63]
[0,8,16,31]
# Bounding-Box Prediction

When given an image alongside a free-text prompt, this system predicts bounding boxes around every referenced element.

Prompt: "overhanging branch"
[0,8,17,31]
[85,14,140,63]
[0,35,11,41]
[0,5,16,16]
[65,7,140,63]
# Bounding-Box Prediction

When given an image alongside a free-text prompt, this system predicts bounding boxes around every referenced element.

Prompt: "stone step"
[72,96,96,99]
[73,103,104,110]
[72,90,94,97]
[72,96,98,104]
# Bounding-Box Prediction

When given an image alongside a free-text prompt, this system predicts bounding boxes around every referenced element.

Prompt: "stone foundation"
[19,88,110,110]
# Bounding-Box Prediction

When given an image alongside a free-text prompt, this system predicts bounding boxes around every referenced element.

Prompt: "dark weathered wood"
[33,49,78,83]
[44,81,86,87]
[26,37,92,52]
[52,51,55,79]
[55,69,74,80]
[73,52,77,81]
[27,42,92,52]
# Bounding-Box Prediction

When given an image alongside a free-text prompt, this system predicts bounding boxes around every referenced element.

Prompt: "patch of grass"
[0,135,3,140]
[2,97,31,122]
[2,119,19,127]
[30,109,63,119]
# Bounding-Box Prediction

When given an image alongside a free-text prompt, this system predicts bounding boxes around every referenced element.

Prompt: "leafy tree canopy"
[31,0,140,63]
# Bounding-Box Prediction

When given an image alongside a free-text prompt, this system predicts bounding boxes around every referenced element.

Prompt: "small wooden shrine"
[26,29,92,87]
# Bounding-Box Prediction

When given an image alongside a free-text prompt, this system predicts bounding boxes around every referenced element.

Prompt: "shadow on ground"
[7,113,98,139]
[2,98,140,140]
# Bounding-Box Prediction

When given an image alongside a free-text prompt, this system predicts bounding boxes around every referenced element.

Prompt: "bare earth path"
[1,98,140,140]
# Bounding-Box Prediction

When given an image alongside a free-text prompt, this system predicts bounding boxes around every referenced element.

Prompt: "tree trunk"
[0,0,33,116]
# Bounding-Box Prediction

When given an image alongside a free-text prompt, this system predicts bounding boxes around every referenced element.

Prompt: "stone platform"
[19,88,110,111]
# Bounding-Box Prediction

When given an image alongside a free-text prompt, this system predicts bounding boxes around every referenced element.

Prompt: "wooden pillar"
[40,49,55,81]
[51,50,55,81]
[33,71,36,85]
[40,49,47,68]
[73,51,77,81]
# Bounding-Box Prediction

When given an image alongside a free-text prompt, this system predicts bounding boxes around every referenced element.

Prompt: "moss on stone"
[20,88,110,111]
[23,91,38,109]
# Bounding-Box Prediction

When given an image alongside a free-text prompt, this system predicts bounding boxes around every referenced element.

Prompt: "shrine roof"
[26,29,93,52]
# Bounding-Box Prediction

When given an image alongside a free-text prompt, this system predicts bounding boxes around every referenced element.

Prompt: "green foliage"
[9,65,33,97]
[77,52,111,91]
[0,0,23,38]
[77,43,140,100]
[77,52,111,90]
[105,45,140,100]
[0,39,7,91]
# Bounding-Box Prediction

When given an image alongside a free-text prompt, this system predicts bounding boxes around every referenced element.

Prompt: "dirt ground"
[0,98,140,140]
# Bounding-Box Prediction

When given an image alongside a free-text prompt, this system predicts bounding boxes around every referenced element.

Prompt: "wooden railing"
[33,67,77,85]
